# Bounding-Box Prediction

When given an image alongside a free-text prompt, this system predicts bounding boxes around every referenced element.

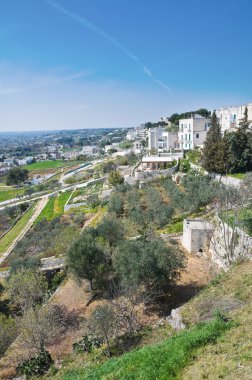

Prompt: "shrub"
[179,159,191,173]
[16,350,53,378]
[73,334,103,353]
[50,270,66,291]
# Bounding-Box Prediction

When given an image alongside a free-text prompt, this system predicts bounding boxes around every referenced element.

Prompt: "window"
[233,114,236,120]
[185,134,187,140]
[188,134,191,141]
[196,133,199,138]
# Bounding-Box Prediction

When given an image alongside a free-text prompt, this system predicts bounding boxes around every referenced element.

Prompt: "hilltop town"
[0,102,252,379]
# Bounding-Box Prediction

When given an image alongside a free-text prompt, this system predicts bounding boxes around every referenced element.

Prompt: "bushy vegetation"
[61,315,231,380]
[0,314,17,358]
[163,172,221,213]
[108,170,124,187]
[6,167,29,186]
[16,350,53,378]
[73,334,103,354]
[114,238,184,290]
[203,107,252,174]
[8,215,80,271]
[168,108,211,125]
[0,203,29,236]
[186,149,202,164]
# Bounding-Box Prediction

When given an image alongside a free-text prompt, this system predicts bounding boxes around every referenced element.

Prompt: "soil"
[0,245,216,379]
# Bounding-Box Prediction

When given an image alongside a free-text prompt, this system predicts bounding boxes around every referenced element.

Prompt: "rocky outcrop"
[166,307,186,330]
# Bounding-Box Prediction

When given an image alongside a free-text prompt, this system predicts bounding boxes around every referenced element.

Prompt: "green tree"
[87,303,116,356]
[6,167,29,186]
[102,160,116,173]
[108,170,124,187]
[108,193,124,216]
[226,107,252,173]
[67,232,105,289]
[96,217,125,252]
[113,238,184,290]
[202,111,229,174]
[181,171,221,212]
[7,268,48,311]
[144,186,174,228]
[179,159,191,173]
[17,304,73,352]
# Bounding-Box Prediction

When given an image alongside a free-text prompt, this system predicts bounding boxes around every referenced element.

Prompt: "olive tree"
[17,304,78,352]
[87,303,117,356]
[67,232,105,290]
[113,238,184,290]
[7,268,48,311]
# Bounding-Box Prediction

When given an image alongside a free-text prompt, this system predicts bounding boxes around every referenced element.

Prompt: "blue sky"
[0,0,252,131]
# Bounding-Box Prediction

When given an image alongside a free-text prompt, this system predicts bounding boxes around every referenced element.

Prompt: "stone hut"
[182,219,213,254]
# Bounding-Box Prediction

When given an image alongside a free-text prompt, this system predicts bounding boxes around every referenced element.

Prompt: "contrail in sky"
[46,0,172,94]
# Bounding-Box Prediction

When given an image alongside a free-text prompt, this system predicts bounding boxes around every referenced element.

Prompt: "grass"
[0,204,36,255]
[219,207,252,236]
[35,192,72,223]
[54,191,71,215]
[23,160,79,173]
[158,220,183,234]
[227,172,246,179]
[35,198,55,223]
[0,188,25,203]
[60,317,231,380]
[180,261,252,379]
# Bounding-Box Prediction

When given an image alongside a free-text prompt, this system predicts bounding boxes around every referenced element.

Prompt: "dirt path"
[0,197,48,265]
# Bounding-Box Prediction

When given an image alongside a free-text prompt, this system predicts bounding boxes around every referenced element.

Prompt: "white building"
[148,127,178,152]
[4,158,14,166]
[126,131,136,141]
[81,146,99,157]
[47,145,58,153]
[182,219,213,254]
[178,114,210,150]
[17,156,33,166]
[215,102,252,133]
[126,125,148,141]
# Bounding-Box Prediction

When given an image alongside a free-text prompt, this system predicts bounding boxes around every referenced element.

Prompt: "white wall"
[178,115,210,149]
[216,103,252,133]
[148,128,178,152]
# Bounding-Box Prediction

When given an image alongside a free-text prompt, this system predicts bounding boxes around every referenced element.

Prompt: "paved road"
[0,197,48,265]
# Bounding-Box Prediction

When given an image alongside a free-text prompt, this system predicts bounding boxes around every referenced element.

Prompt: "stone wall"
[209,216,252,270]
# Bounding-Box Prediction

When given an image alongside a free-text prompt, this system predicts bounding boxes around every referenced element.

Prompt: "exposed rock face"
[166,307,186,330]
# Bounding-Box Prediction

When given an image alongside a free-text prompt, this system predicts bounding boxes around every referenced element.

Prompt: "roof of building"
[185,219,213,230]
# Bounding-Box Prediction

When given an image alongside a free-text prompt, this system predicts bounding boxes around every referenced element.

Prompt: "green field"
[35,191,71,223]
[54,191,71,215]
[0,204,36,255]
[61,316,231,380]
[0,188,25,203]
[35,198,55,223]
[23,160,79,173]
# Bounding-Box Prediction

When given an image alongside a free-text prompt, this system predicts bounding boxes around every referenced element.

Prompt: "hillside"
[50,261,252,380]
